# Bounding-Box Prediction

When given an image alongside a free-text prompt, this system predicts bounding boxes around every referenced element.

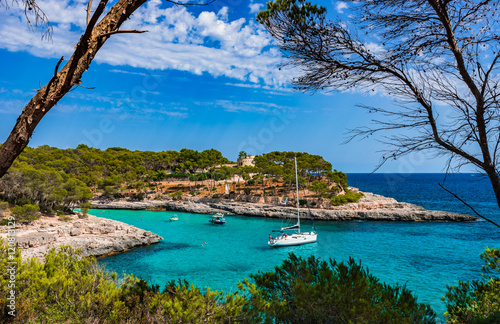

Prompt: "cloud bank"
[0,0,287,88]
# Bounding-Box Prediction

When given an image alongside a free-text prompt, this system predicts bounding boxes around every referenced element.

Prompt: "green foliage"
[444,247,500,323]
[326,170,348,190]
[102,186,117,199]
[254,151,333,180]
[308,180,329,197]
[80,202,92,215]
[11,204,40,222]
[298,199,307,206]
[212,194,220,199]
[0,201,8,216]
[331,190,364,206]
[240,253,436,323]
[0,163,91,213]
[238,151,247,159]
[0,241,442,323]
[0,240,247,323]
[129,192,144,201]
[257,0,326,28]
[58,215,72,222]
[169,190,183,198]
[244,188,252,195]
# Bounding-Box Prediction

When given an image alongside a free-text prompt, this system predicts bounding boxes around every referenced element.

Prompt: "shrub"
[0,201,8,217]
[80,202,92,216]
[58,215,72,222]
[331,190,364,206]
[299,199,307,206]
[0,242,440,324]
[102,186,117,198]
[113,192,125,199]
[169,190,183,198]
[130,193,145,201]
[11,204,40,222]
[444,247,500,323]
[212,194,219,199]
[0,241,246,323]
[239,253,436,323]
[244,188,252,195]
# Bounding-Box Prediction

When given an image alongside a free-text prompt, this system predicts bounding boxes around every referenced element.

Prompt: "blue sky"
[0,0,452,172]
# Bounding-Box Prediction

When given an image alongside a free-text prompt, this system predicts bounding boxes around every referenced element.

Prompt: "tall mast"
[295,157,300,232]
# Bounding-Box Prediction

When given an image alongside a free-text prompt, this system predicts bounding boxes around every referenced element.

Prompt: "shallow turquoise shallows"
[96,173,500,318]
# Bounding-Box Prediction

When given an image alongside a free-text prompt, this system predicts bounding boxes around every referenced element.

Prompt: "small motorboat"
[209,213,226,225]
[170,216,179,221]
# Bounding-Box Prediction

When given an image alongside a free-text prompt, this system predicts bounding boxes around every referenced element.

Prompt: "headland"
[0,213,163,261]
[90,190,477,222]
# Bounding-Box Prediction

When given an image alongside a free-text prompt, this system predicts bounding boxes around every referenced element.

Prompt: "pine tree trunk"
[0,0,147,178]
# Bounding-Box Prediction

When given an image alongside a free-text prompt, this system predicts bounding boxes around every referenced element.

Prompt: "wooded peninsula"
[0,145,362,224]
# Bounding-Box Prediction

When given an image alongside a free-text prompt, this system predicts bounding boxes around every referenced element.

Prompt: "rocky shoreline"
[91,191,478,222]
[0,214,163,261]
[3,191,476,262]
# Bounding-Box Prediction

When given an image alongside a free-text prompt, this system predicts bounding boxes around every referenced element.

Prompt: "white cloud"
[109,69,148,77]
[249,3,264,14]
[335,1,348,14]
[364,42,386,57]
[0,99,27,114]
[0,0,290,88]
[211,100,287,113]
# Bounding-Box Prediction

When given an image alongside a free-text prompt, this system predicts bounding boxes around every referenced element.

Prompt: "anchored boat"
[209,213,226,225]
[269,157,317,247]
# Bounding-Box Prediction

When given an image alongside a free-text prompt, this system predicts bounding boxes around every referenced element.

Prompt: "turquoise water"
[95,173,500,318]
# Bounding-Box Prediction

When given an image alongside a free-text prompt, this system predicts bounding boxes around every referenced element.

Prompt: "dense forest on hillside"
[0,145,361,223]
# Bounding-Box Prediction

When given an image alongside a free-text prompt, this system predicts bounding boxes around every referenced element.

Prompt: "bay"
[96,173,500,317]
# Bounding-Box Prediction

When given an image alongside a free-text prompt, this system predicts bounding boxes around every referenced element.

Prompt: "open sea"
[95,173,500,318]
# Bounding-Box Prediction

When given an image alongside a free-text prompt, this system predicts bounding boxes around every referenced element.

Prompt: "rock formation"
[91,191,477,222]
[0,214,163,261]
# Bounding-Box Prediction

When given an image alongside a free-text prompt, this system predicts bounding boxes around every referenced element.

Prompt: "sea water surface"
[96,173,500,318]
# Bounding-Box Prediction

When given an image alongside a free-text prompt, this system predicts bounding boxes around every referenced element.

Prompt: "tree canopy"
[0,145,232,212]
[257,0,500,211]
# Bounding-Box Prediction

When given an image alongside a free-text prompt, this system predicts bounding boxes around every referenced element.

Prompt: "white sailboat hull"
[269,232,317,247]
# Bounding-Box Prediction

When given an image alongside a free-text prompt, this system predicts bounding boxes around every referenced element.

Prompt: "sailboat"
[268,157,317,247]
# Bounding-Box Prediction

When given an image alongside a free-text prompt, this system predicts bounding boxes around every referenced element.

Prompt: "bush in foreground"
[0,240,245,323]
[443,247,500,323]
[239,253,436,323]
[1,241,435,323]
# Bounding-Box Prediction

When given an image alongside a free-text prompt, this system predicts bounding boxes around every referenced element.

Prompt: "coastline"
[91,190,478,222]
[4,189,476,262]
[0,214,163,261]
